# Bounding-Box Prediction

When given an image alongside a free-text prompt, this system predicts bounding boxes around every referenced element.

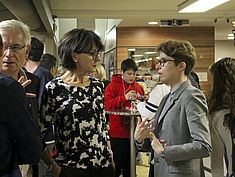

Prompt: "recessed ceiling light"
[136,58,153,63]
[232,21,235,27]
[144,51,157,55]
[128,48,136,51]
[148,21,158,25]
[132,55,143,57]
[228,36,234,40]
[227,34,234,39]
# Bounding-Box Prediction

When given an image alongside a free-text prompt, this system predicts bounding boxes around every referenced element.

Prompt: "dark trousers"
[32,165,38,177]
[148,150,154,177]
[111,138,130,177]
[59,165,114,177]
[1,167,22,177]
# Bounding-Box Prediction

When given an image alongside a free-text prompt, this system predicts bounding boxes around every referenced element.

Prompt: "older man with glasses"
[0,20,42,177]
[0,21,30,80]
[0,19,42,177]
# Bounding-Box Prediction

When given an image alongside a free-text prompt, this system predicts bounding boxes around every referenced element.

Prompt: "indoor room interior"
[0,0,234,176]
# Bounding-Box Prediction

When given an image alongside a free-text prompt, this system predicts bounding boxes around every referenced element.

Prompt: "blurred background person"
[24,37,53,108]
[105,58,144,177]
[39,28,114,177]
[39,53,58,176]
[92,63,110,130]
[92,63,109,90]
[40,53,57,78]
[188,71,200,89]
[137,83,170,120]
[208,57,235,177]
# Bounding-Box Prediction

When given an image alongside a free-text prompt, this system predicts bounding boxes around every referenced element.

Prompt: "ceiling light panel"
[178,0,230,13]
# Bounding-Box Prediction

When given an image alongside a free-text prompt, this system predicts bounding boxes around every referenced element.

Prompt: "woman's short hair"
[0,19,31,45]
[121,58,138,73]
[157,40,196,75]
[58,28,103,70]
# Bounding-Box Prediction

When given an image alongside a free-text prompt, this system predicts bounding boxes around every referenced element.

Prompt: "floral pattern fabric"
[39,77,111,169]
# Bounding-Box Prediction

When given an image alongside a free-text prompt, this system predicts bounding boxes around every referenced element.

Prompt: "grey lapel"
[155,80,191,132]
[152,93,169,129]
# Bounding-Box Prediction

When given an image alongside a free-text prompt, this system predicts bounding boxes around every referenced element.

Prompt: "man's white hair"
[0,19,31,45]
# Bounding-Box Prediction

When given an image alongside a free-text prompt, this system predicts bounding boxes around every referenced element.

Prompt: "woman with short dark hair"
[40,28,114,177]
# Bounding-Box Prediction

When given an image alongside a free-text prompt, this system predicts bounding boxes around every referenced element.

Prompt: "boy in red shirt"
[105,58,144,177]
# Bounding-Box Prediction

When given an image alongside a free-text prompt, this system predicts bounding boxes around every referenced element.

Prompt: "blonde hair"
[95,64,107,81]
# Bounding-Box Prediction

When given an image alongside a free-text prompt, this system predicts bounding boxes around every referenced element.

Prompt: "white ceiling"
[49,0,235,40]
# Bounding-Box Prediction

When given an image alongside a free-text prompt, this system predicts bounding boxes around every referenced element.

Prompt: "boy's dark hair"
[121,58,138,73]
[28,37,44,62]
[40,53,57,71]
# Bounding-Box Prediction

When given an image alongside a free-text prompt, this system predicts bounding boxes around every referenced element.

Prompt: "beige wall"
[215,40,235,61]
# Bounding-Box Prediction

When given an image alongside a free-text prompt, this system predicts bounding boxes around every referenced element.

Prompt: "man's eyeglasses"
[157,57,175,67]
[3,44,26,54]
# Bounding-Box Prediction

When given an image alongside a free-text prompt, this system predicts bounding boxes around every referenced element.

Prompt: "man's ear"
[25,45,31,58]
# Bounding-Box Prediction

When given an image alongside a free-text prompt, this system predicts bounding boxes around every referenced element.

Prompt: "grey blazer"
[151,80,211,177]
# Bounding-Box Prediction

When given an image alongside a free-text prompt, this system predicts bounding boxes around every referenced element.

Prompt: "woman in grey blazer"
[135,40,211,177]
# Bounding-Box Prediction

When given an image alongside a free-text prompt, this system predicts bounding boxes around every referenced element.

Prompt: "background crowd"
[0,19,234,177]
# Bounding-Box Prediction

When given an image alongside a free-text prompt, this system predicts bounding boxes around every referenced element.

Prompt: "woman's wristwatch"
[161,147,165,158]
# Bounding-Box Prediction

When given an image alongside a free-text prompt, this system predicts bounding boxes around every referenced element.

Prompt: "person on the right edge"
[208,57,235,177]
[134,40,211,177]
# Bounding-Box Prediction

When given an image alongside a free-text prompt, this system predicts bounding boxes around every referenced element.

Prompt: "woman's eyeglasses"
[75,50,101,60]
[87,51,100,59]
[157,57,175,67]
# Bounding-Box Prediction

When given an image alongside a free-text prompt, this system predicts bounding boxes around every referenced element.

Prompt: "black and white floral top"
[39,77,111,169]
